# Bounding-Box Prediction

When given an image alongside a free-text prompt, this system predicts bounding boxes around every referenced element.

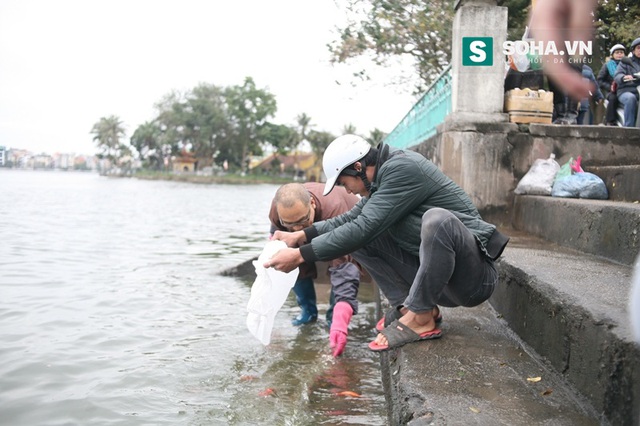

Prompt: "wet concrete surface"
[377,302,603,425]
[491,232,639,425]
[221,250,620,425]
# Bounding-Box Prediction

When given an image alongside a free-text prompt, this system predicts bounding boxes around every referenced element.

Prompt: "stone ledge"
[440,113,515,133]
[378,302,602,425]
[588,165,640,202]
[512,196,640,266]
[528,124,640,142]
[491,232,640,425]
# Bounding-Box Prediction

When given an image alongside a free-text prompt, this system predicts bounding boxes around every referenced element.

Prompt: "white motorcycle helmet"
[322,134,371,195]
[610,44,625,56]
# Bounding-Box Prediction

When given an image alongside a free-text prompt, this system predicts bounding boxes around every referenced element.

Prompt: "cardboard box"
[504,88,554,124]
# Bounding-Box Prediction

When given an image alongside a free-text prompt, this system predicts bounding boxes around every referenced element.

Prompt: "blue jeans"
[618,91,639,127]
[352,208,497,313]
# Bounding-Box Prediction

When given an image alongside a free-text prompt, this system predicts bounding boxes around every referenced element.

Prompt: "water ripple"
[0,171,385,425]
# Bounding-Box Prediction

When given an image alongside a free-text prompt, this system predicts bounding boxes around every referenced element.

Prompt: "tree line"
[91,77,386,173]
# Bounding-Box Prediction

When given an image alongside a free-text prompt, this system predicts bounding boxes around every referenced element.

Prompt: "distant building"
[53,152,75,170]
[0,148,98,170]
[252,151,322,182]
[7,148,31,168]
[31,153,54,169]
[172,151,197,173]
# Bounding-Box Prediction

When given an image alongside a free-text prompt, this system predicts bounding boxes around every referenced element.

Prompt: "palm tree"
[296,113,313,141]
[368,128,387,146]
[307,129,336,180]
[91,115,127,164]
[341,123,357,135]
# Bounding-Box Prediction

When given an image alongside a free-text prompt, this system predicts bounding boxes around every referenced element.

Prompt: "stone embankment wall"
[414,123,640,226]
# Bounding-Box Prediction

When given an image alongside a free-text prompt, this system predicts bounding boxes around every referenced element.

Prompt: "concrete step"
[587,165,640,203]
[491,231,640,426]
[378,302,603,425]
[525,124,640,168]
[512,195,640,266]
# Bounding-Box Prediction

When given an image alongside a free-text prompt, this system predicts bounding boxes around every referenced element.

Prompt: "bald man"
[268,182,360,357]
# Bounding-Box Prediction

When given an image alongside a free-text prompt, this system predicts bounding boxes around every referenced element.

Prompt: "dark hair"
[361,146,378,166]
[343,146,378,173]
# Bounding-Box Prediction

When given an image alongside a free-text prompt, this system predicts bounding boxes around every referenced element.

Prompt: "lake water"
[0,170,386,426]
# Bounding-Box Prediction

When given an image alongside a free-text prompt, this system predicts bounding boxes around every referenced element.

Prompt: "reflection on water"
[0,170,386,425]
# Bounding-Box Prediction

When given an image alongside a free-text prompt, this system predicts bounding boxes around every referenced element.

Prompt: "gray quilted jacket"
[300,144,504,263]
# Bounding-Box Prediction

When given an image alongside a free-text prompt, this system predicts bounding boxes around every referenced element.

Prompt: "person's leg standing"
[577,108,587,125]
[328,261,359,314]
[605,92,618,125]
[326,288,335,327]
[291,277,318,325]
[327,261,360,356]
[327,260,360,326]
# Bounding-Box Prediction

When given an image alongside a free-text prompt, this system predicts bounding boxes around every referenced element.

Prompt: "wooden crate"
[504,88,554,124]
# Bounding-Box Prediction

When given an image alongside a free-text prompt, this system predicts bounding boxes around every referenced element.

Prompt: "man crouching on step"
[266,135,509,352]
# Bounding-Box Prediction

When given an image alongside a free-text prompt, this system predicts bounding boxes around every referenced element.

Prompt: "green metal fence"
[384,64,452,149]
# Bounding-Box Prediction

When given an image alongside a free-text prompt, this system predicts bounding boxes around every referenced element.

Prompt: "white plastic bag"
[246,240,299,345]
[509,40,531,72]
[514,154,560,195]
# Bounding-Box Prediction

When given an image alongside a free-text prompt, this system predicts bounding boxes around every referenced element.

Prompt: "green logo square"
[462,37,493,66]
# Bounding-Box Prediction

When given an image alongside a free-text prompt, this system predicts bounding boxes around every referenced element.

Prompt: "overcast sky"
[0,0,417,155]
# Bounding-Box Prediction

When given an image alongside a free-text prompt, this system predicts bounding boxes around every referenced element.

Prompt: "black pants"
[605,92,618,124]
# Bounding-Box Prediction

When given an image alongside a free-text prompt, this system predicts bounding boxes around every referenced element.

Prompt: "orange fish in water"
[239,375,258,382]
[335,391,361,398]
[258,388,277,397]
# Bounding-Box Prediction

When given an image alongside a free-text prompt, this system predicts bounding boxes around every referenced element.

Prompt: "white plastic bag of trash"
[246,240,299,345]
